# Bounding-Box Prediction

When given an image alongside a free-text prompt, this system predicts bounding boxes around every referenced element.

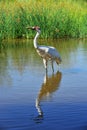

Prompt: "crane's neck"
[34,31,41,49]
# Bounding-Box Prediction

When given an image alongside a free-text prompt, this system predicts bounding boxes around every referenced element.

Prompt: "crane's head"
[26,26,41,33]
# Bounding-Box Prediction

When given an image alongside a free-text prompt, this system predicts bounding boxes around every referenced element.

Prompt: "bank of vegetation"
[0,0,87,41]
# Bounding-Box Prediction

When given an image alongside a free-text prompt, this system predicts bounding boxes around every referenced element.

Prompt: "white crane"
[27,26,62,73]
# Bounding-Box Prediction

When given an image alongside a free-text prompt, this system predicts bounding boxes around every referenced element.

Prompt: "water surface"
[0,39,87,130]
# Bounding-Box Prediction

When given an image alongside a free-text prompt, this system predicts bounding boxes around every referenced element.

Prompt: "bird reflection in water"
[34,71,62,123]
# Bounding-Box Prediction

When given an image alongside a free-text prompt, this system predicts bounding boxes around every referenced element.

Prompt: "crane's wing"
[38,45,61,60]
[46,46,61,58]
[47,47,62,64]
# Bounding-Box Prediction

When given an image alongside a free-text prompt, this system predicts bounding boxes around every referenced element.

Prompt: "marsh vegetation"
[0,0,87,42]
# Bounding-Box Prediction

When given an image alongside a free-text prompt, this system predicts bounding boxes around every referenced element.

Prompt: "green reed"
[0,0,87,42]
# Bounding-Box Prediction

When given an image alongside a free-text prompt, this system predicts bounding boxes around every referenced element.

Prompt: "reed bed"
[0,0,87,41]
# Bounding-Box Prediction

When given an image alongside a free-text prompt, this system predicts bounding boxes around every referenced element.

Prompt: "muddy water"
[0,39,87,130]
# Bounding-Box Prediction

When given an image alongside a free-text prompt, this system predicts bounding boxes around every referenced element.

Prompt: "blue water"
[0,39,87,130]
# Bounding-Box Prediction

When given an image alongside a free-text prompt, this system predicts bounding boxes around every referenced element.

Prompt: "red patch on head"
[32,26,40,31]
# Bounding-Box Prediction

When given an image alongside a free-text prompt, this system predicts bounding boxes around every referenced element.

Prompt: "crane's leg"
[51,60,54,73]
[43,59,48,73]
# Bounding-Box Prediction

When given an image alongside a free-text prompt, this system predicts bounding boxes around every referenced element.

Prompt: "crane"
[27,26,62,73]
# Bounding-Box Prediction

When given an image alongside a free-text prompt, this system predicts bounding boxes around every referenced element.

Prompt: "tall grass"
[0,0,87,41]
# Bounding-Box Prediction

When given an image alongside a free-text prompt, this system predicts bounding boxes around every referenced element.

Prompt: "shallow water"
[0,39,87,130]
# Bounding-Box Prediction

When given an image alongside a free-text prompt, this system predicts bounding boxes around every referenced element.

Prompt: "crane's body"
[27,26,62,72]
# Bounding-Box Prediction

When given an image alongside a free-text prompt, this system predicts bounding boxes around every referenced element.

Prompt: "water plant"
[0,0,87,42]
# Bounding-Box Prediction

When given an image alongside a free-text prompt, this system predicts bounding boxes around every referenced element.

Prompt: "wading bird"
[27,26,62,73]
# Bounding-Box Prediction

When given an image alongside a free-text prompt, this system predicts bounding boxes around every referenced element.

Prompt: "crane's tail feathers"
[56,57,62,65]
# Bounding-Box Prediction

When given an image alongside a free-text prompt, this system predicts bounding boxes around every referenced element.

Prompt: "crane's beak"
[26,26,32,30]
[26,26,35,30]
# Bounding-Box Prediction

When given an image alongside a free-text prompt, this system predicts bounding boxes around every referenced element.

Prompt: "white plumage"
[27,26,62,72]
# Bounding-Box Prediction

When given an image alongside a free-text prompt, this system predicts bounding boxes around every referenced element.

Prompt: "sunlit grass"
[0,0,87,42]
